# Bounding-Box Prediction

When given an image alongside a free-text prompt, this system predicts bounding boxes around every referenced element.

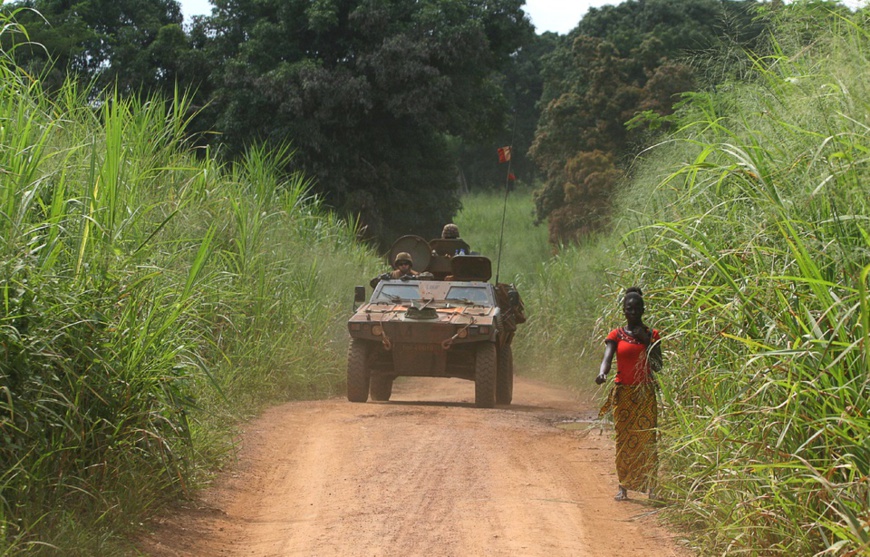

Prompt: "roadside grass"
[586,16,870,556]
[454,186,550,289]
[510,237,618,388]
[468,10,870,557]
[4,5,869,556]
[0,25,380,555]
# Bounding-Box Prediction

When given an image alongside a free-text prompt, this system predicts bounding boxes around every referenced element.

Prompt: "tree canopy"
[457,31,559,192]
[190,0,534,243]
[4,0,196,96]
[2,0,534,245]
[0,0,792,247]
[529,0,766,245]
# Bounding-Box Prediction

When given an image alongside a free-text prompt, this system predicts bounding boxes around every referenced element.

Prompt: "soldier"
[439,223,472,256]
[389,252,419,279]
[370,252,420,288]
[441,223,460,240]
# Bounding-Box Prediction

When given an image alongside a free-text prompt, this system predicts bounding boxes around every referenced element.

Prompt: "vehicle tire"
[474,343,497,408]
[370,376,394,401]
[496,343,513,405]
[347,339,371,402]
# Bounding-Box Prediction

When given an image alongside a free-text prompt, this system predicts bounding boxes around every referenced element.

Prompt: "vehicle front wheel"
[496,343,513,405]
[347,339,371,402]
[474,343,497,408]
[370,376,394,401]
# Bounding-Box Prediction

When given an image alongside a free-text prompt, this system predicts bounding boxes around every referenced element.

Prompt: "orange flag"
[497,146,512,163]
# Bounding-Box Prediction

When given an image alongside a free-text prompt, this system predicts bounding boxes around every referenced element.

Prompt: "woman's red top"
[605,327,661,385]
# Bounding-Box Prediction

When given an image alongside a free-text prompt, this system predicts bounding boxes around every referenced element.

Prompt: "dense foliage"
[186,0,534,243]
[2,0,536,246]
[530,0,766,245]
[0,18,379,551]
[641,18,870,551]
[2,0,199,96]
[2,0,779,249]
[456,31,560,192]
[518,6,870,554]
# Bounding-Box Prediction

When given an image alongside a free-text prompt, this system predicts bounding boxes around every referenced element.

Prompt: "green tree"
[194,0,534,244]
[3,0,198,96]
[529,0,765,245]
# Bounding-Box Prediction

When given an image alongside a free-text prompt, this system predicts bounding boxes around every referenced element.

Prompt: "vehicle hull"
[346,241,525,407]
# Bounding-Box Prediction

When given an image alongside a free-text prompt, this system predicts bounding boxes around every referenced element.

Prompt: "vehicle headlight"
[371,325,384,336]
[456,327,468,339]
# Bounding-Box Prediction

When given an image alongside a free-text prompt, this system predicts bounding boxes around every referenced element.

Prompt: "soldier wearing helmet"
[441,224,460,239]
[389,252,419,279]
[434,223,471,256]
[370,251,421,288]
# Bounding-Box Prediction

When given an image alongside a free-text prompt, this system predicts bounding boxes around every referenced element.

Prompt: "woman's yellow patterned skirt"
[599,383,658,492]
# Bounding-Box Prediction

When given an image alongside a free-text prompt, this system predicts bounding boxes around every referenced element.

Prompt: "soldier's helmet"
[394,252,413,267]
[441,223,460,239]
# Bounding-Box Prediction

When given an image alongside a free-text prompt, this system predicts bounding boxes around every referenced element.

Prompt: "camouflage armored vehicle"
[346,235,525,408]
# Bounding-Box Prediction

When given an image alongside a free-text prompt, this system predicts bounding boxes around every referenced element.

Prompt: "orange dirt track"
[140,376,690,557]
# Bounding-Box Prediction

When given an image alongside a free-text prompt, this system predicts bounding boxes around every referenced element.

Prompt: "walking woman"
[596,287,663,501]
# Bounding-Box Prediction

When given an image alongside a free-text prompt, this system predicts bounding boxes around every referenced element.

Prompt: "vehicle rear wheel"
[474,343,497,408]
[496,343,513,405]
[347,339,371,402]
[370,376,394,401]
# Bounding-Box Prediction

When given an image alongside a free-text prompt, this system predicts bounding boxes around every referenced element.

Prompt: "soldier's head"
[394,252,413,270]
[442,223,460,239]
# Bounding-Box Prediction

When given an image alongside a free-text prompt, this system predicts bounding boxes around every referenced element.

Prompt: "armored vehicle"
[346,235,525,408]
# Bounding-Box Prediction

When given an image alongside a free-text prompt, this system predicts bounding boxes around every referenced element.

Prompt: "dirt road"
[141,376,689,557]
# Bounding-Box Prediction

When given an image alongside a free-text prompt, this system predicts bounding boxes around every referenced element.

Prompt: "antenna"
[495,110,518,285]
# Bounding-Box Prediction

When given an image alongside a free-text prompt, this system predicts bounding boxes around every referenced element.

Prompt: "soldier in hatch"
[439,223,472,255]
[441,223,461,240]
[370,252,420,288]
[388,252,419,279]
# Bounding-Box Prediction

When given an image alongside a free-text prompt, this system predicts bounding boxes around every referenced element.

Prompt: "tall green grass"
[493,8,870,556]
[509,238,621,386]
[0,14,379,553]
[454,186,550,289]
[543,12,870,555]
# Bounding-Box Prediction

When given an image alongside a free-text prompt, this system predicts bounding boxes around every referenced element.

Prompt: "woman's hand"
[595,372,607,385]
[629,325,651,345]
